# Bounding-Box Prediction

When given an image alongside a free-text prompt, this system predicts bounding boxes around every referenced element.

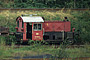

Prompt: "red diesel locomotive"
[15,15,75,44]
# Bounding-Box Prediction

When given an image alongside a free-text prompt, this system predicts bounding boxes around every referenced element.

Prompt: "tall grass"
[0,39,90,59]
[0,37,12,59]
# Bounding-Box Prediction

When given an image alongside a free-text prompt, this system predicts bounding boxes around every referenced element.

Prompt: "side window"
[22,21,24,28]
[33,24,42,30]
[17,20,19,27]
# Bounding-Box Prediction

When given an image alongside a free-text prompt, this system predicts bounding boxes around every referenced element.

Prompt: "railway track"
[13,57,90,60]
[5,45,90,60]
[10,45,90,49]
[0,8,90,11]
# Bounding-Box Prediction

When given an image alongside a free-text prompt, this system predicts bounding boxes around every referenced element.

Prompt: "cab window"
[38,24,41,30]
[33,24,42,30]
[33,24,37,30]
[17,20,19,27]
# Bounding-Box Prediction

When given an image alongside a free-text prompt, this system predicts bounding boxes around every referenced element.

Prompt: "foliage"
[0,0,90,8]
[71,11,90,43]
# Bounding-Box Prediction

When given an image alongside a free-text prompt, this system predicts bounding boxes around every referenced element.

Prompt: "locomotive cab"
[15,14,44,42]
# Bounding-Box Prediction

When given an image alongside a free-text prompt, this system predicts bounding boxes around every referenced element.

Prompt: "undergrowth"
[0,40,90,59]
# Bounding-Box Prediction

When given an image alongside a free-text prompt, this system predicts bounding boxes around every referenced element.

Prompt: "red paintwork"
[32,23,43,40]
[43,21,71,32]
[23,22,27,40]
[16,17,71,41]
[64,22,71,32]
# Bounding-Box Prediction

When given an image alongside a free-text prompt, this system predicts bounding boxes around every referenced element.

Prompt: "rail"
[0,8,90,11]
[13,57,90,60]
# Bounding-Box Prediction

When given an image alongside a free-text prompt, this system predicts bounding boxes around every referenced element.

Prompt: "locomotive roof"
[21,16,44,22]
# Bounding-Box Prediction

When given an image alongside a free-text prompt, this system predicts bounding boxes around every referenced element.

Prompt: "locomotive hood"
[21,16,44,22]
